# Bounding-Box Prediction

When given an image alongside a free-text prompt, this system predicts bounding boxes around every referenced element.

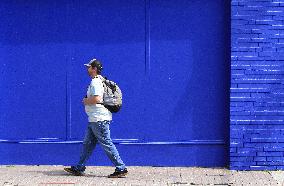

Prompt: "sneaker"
[108,168,128,178]
[64,166,85,176]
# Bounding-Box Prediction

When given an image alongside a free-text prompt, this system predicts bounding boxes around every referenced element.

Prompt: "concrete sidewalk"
[0,165,284,186]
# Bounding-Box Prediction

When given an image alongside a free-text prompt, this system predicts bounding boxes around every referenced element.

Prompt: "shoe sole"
[108,172,128,178]
[64,168,84,176]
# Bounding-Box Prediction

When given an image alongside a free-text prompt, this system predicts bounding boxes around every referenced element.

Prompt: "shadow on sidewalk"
[26,170,108,178]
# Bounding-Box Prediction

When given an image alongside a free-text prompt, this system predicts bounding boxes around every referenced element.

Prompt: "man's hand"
[82,98,89,105]
[83,96,101,105]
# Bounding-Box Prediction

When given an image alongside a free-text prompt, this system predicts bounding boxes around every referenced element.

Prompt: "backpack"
[99,76,122,113]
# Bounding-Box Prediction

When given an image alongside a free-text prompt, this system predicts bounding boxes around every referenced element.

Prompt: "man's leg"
[91,121,126,171]
[76,124,98,170]
[65,124,97,175]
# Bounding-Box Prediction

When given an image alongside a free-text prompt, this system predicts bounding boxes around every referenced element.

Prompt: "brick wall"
[231,0,284,170]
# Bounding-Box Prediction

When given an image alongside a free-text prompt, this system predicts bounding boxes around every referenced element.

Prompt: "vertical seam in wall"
[65,51,71,140]
[66,3,71,140]
[226,1,232,169]
[228,0,232,168]
[66,56,68,140]
[67,56,72,140]
[145,0,150,75]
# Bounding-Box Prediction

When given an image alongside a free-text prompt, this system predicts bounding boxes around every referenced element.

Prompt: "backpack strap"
[98,75,107,82]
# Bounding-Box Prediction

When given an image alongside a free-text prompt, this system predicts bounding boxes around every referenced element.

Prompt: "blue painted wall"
[231,0,284,170]
[0,1,230,167]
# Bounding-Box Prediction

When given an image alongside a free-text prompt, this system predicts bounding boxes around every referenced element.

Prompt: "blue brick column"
[231,0,284,170]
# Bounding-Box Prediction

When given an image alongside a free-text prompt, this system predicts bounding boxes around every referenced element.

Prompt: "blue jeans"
[74,120,126,172]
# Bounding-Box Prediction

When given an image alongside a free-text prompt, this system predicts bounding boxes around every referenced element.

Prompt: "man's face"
[86,66,96,76]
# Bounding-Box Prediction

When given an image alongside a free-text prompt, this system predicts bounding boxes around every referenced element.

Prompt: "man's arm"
[83,96,102,105]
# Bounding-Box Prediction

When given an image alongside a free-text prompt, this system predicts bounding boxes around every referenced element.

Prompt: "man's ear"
[92,66,97,71]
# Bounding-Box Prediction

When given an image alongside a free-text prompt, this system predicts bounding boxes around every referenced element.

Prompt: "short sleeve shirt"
[85,75,112,122]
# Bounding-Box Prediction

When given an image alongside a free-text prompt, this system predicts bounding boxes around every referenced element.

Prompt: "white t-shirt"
[85,75,112,122]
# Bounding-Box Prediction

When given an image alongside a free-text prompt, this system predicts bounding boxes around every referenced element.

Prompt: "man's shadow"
[27,170,107,178]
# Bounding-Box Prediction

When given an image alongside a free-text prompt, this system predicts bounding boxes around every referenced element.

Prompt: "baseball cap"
[84,58,103,71]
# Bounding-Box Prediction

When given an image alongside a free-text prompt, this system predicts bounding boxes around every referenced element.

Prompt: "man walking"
[64,58,128,178]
